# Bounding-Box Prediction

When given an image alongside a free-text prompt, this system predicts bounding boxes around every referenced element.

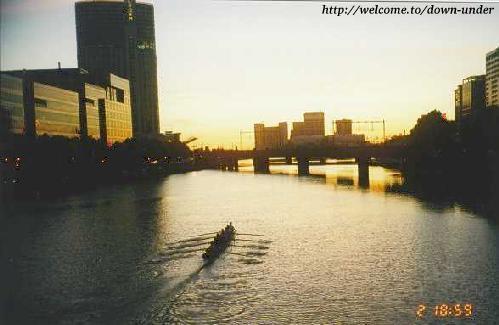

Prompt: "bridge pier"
[225,157,238,171]
[297,156,310,176]
[356,156,370,188]
[320,158,326,165]
[253,156,270,173]
[219,160,227,171]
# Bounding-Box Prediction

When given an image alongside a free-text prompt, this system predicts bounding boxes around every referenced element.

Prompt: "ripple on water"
[166,270,262,324]
[141,234,271,324]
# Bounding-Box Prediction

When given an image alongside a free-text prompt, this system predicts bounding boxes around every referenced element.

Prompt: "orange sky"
[1,0,498,148]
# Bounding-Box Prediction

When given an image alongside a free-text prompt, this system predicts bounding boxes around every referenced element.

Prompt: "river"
[2,163,498,324]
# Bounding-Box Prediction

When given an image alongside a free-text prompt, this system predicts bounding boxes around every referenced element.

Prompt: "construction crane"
[333,119,386,142]
[182,136,198,145]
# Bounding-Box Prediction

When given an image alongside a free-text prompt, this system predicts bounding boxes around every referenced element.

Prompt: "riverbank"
[0,134,197,201]
[1,163,200,202]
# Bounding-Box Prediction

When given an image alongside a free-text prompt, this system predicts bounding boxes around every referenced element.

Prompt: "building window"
[137,40,155,50]
[34,98,47,108]
[85,98,95,106]
[116,89,125,103]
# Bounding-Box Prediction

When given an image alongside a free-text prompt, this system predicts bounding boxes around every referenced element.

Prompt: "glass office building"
[460,75,486,119]
[3,68,105,140]
[33,82,80,138]
[0,73,25,135]
[84,83,106,139]
[486,47,499,108]
[2,69,132,143]
[98,74,133,145]
[75,0,160,136]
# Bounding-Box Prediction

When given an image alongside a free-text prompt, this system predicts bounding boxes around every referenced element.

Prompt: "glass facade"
[134,3,159,135]
[486,47,499,108]
[76,1,160,136]
[455,85,463,124]
[0,73,24,134]
[460,75,486,119]
[33,82,80,138]
[98,74,132,145]
[84,83,105,139]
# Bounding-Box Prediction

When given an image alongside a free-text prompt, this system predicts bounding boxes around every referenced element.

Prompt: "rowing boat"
[202,223,236,261]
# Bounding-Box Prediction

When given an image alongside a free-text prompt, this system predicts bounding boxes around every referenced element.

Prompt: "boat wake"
[138,228,271,323]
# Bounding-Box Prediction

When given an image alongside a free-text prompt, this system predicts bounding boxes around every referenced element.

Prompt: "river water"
[2,163,498,324]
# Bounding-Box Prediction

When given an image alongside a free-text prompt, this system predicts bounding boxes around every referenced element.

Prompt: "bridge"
[196,143,405,178]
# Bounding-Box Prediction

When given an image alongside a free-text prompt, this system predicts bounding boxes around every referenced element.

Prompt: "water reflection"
[240,159,497,218]
[3,180,167,324]
[3,166,499,324]
[336,176,354,187]
[239,159,404,193]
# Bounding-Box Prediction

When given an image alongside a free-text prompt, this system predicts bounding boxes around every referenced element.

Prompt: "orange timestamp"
[416,303,474,319]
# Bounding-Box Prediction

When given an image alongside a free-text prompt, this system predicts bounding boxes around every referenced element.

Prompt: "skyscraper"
[75,0,159,136]
[485,47,498,109]
[455,84,463,124]
[455,75,486,122]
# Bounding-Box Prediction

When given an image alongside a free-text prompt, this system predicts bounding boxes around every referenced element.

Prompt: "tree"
[409,110,455,150]
[406,110,458,177]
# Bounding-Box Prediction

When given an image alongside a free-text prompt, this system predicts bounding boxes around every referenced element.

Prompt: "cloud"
[1,0,72,14]
[0,0,154,15]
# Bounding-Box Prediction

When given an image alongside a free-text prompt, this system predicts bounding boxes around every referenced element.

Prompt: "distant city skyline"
[1,0,498,147]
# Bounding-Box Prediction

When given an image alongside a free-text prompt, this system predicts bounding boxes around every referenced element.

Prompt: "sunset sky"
[1,0,498,148]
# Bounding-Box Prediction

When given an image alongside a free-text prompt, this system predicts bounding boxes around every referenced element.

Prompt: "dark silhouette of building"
[335,119,353,135]
[455,75,486,127]
[455,84,463,125]
[330,119,365,146]
[75,0,159,137]
[486,47,498,109]
[0,74,25,135]
[254,122,288,150]
[290,112,325,145]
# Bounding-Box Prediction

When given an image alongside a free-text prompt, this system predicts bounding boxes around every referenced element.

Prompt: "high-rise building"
[335,119,353,135]
[330,118,365,146]
[455,75,486,125]
[455,85,463,124]
[75,0,159,136]
[291,112,325,138]
[290,112,325,145]
[486,47,499,109]
[303,112,325,136]
[254,122,288,150]
[0,74,25,135]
